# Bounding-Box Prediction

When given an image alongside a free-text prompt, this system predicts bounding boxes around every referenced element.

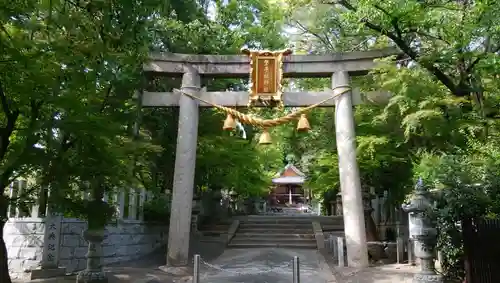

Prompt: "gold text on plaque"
[241,48,292,106]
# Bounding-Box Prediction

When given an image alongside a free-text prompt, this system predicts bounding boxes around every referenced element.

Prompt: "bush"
[413,142,500,281]
[142,194,171,224]
[54,198,116,230]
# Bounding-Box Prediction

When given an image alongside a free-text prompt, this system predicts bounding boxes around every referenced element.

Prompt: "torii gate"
[142,48,397,272]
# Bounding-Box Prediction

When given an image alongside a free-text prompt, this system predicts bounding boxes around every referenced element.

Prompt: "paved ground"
[20,235,227,283]
[329,264,418,283]
[320,249,419,283]
[196,248,334,283]
[22,242,424,283]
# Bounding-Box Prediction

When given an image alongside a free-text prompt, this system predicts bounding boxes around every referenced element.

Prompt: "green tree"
[0,1,160,281]
[141,0,288,204]
[282,0,499,278]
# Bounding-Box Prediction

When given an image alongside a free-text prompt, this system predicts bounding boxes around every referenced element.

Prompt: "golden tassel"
[259,128,272,144]
[222,113,236,131]
[296,114,311,132]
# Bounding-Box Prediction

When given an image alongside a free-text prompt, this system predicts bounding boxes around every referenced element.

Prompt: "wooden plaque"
[242,48,292,106]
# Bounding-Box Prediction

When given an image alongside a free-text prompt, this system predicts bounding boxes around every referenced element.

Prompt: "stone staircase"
[197,218,232,242]
[229,215,343,249]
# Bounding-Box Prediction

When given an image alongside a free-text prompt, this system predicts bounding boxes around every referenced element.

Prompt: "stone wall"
[59,218,167,273]
[4,218,46,279]
[4,217,168,278]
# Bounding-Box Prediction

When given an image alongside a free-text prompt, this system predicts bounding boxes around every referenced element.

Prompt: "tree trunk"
[0,224,12,283]
[365,213,379,241]
[0,194,12,283]
[365,212,385,261]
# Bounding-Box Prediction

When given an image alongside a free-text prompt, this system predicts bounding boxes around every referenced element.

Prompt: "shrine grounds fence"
[462,218,500,283]
[4,179,167,280]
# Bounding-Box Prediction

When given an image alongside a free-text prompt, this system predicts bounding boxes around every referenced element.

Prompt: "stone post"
[161,69,200,274]
[332,71,369,268]
[139,188,146,221]
[117,191,125,219]
[362,187,374,219]
[335,192,343,216]
[396,209,405,264]
[128,188,137,220]
[7,182,17,217]
[402,178,443,283]
[371,195,380,226]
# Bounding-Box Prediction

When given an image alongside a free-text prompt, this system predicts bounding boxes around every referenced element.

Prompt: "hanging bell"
[259,129,272,145]
[296,114,311,132]
[222,113,236,131]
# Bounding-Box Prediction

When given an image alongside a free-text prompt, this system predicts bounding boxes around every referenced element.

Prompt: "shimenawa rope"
[178,86,351,128]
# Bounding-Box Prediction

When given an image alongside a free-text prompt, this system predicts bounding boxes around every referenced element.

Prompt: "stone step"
[235,233,315,239]
[244,218,343,226]
[198,225,230,231]
[243,219,314,224]
[237,228,313,234]
[199,236,226,243]
[321,224,345,231]
[199,230,227,236]
[239,223,312,228]
[228,241,317,249]
[232,236,315,243]
[246,215,343,220]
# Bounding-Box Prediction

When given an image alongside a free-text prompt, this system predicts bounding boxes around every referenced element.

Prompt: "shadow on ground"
[197,248,335,283]
[320,249,420,283]
[25,234,227,283]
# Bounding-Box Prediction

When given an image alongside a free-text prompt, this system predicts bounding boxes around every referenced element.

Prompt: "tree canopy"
[283,0,499,279]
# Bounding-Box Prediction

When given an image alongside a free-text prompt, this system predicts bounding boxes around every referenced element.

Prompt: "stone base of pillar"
[412,273,443,283]
[76,270,108,283]
[30,267,66,280]
[158,265,191,276]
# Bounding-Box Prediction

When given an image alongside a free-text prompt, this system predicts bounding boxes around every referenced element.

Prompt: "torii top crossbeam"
[144,48,399,78]
[142,48,398,107]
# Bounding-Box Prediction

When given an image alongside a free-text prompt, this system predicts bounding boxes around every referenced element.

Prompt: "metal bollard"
[193,254,200,283]
[293,256,300,283]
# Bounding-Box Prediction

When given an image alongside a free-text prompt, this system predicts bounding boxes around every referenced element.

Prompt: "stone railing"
[329,189,405,241]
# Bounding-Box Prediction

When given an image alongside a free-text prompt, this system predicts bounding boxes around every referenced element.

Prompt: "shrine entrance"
[269,161,309,213]
[141,48,397,271]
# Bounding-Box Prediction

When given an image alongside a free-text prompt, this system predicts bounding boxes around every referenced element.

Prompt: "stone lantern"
[401,178,443,283]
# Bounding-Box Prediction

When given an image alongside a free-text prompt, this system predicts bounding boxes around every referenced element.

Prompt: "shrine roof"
[272,176,305,185]
[272,163,306,184]
[275,163,305,178]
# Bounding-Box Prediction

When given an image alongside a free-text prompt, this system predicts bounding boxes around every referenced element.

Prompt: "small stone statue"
[402,178,443,283]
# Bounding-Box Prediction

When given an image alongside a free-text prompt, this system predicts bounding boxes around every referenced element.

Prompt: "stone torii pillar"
[159,69,200,274]
[333,71,369,268]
